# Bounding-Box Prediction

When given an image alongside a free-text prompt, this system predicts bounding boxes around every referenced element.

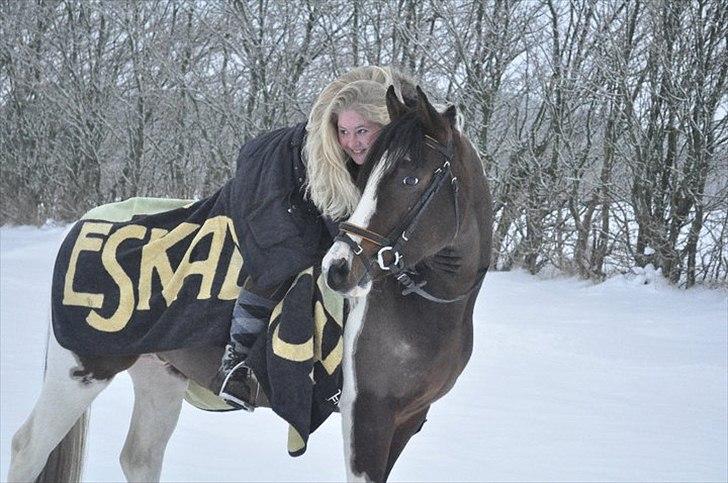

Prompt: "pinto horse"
[7,86,492,482]
[322,86,493,481]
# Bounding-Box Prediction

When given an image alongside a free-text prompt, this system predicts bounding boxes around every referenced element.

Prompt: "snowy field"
[1,225,726,482]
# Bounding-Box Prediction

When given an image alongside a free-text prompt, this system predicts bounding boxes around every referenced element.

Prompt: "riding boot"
[214,343,258,411]
[212,288,277,411]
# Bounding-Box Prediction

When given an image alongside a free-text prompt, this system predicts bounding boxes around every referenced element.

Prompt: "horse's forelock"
[357,114,427,188]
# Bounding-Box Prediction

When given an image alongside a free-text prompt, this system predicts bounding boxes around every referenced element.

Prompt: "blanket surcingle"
[51,197,344,456]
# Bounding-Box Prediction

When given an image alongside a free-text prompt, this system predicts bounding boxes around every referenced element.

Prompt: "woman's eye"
[403,176,419,186]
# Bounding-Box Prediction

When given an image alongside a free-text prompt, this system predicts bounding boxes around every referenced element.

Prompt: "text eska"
[63,216,242,333]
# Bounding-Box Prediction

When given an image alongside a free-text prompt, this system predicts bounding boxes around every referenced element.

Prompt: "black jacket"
[51,122,340,355]
[229,122,337,289]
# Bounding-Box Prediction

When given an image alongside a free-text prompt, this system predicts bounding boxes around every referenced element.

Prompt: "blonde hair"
[304,66,415,220]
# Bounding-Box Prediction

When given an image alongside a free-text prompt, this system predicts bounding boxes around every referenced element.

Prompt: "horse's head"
[323,86,471,297]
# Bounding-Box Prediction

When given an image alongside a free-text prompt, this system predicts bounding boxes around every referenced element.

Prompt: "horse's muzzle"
[326,258,350,291]
[322,241,371,297]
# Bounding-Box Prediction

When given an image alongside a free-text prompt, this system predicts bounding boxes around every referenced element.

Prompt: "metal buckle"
[377,246,402,271]
[338,232,364,256]
[352,243,363,255]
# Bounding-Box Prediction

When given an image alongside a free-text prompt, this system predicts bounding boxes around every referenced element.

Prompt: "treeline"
[2,0,726,287]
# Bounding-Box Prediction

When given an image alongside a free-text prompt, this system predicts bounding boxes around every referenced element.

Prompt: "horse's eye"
[403,176,419,186]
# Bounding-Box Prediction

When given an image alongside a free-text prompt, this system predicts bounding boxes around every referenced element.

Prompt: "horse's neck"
[462,140,493,273]
[417,219,485,300]
[455,132,493,266]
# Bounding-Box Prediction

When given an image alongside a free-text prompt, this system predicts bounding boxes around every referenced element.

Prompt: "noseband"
[335,135,471,304]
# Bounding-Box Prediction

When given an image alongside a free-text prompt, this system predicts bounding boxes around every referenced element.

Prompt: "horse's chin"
[328,269,371,298]
[342,276,372,298]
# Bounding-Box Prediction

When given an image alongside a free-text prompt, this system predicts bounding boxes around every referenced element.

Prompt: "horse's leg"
[120,354,188,482]
[384,407,430,481]
[342,392,397,482]
[8,334,135,482]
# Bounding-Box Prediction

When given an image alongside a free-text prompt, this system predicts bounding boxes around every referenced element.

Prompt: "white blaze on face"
[329,154,391,480]
[322,152,390,293]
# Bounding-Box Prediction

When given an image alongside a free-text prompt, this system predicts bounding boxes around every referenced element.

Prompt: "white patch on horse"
[348,150,389,229]
[340,296,370,482]
[322,240,354,274]
[322,151,389,296]
[8,330,110,482]
[121,355,188,481]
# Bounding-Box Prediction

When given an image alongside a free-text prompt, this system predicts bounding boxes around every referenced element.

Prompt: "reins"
[335,135,476,304]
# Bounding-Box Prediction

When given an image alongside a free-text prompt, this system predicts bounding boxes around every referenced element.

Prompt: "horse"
[7,85,492,482]
[322,86,492,481]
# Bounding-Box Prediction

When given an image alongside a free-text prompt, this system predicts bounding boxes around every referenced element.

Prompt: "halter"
[334,135,473,304]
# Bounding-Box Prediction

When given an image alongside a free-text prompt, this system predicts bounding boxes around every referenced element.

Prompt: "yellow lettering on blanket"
[138,224,198,309]
[62,216,242,332]
[314,301,342,375]
[162,216,228,303]
[63,222,113,309]
[87,225,146,332]
[218,219,244,300]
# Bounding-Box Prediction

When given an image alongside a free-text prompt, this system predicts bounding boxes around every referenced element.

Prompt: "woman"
[214,66,417,409]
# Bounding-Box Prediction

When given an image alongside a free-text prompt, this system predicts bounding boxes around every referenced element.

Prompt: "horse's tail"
[34,325,88,483]
[34,412,88,483]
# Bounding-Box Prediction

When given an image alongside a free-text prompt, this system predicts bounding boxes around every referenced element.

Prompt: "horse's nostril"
[327,259,350,291]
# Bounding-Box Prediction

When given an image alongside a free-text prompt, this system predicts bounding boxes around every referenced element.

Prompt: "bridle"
[334,134,475,304]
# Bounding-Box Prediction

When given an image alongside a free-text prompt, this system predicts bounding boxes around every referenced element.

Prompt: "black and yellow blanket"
[51,196,344,455]
[52,194,242,353]
[247,266,345,456]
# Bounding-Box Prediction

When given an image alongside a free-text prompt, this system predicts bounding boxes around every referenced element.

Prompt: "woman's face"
[337,109,382,165]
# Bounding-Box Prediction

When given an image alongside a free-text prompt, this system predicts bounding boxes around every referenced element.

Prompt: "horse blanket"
[51,197,344,455]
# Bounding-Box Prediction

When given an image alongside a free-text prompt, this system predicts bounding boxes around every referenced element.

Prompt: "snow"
[1,225,726,482]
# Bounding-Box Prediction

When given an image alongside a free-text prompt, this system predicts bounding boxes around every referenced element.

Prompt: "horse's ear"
[443,105,458,129]
[386,85,408,121]
[416,86,448,134]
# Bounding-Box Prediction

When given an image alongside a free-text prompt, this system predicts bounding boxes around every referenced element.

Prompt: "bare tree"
[2,0,726,286]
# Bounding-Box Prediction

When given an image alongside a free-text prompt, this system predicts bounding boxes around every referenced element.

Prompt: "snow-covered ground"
[1,225,726,482]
